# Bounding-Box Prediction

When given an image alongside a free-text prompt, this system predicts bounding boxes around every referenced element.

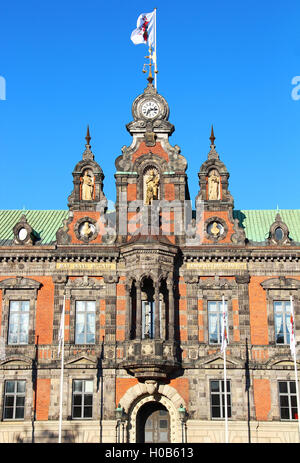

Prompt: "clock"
[141,100,159,119]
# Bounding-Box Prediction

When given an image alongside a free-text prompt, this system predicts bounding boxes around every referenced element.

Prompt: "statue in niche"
[81,170,94,201]
[81,221,92,237]
[145,169,160,205]
[208,169,220,200]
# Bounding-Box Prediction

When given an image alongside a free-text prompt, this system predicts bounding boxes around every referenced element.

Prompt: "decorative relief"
[144,167,160,205]
[74,217,98,243]
[204,216,228,242]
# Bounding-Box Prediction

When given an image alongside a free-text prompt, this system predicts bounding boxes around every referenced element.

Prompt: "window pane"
[211,395,220,406]
[4,408,14,419]
[84,406,92,418]
[279,382,288,393]
[73,380,82,392]
[16,396,25,407]
[280,396,289,407]
[290,382,296,394]
[87,301,95,312]
[212,407,221,418]
[73,406,82,418]
[5,381,16,393]
[84,381,93,393]
[280,407,290,420]
[73,395,82,406]
[84,395,93,406]
[20,301,30,312]
[15,407,24,419]
[5,396,14,407]
[211,381,220,392]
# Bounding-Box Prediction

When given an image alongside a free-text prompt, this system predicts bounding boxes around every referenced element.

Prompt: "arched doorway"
[136,402,170,443]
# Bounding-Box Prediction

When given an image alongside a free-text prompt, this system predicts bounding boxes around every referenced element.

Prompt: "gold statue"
[210,222,220,237]
[81,221,91,236]
[208,170,220,200]
[81,171,94,201]
[145,169,159,205]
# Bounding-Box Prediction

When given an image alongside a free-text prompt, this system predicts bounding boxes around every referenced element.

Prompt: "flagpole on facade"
[58,294,66,444]
[222,295,229,443]
[290,295,300,442]
[154,7,157,89]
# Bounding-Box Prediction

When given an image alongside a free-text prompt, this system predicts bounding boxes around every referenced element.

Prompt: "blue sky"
[0,0,299,211]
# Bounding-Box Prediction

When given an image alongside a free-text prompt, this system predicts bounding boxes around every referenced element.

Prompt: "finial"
[85,125,91,146]
[143,45,155,84]
[209,125,215,146]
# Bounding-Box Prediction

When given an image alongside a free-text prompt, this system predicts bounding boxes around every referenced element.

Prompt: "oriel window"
[3,380,26,420]
[8,300,29,345]
[274,301,291,345]
[75,301,96,344]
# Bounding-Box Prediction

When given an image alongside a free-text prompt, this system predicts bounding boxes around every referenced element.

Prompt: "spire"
[209,125,215,146]
[82,125,94,161]
[85,125,91,146]
[143,45,155,85]
[207,124,219,160]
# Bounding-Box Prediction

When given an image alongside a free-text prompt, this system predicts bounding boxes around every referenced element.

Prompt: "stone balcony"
[121,339,181,380]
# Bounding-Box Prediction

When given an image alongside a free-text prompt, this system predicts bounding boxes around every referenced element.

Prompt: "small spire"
[82,125,94,161]
[85,125,91,146]
[209,125,215,146]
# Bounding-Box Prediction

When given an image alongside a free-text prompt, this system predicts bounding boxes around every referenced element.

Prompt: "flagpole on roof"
[290,295,300,442]
[58,294,66,443]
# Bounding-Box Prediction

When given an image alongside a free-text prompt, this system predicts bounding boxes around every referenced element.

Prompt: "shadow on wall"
[15,424,81,443]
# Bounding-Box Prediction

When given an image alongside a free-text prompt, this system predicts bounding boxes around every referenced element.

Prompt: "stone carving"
[144,168,160,205]
[208,169,220,200]
[81,171,94,200]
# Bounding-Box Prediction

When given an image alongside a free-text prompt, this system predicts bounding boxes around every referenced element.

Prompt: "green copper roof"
[0,209,299,246]
[233,209,300,243]
[0,210,69,245]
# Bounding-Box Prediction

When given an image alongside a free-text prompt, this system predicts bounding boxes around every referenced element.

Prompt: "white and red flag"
[290,296,296,357]
[221,296,228,354]
[131,11,155,46]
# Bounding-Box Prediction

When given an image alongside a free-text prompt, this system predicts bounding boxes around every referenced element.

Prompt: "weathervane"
[143,45,158,84]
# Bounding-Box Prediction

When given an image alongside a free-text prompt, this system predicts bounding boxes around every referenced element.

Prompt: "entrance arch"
[119,382,187,443]
[136,402,170,443]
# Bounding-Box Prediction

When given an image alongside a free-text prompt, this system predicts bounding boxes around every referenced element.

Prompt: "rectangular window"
[142,300,154,339]
[208,300,228,345]
[279,381,298,420]
[75,301,95,344]
[210,380,231,419]
[8,300,29,345]
[274,301,291,345]
[72,380,93,419]
[3,380,26,420]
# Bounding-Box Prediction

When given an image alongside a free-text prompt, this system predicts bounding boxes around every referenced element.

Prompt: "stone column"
[136,283,142,339]
[104,275,119,344]
[167,279,175,341]
[185,274,199,342]
[125,282,131,340]
[154,283,160,339]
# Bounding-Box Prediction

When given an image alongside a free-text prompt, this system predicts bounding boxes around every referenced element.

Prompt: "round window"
[207,221,224,237]
[275,227,284,241]
[18,227,28,241]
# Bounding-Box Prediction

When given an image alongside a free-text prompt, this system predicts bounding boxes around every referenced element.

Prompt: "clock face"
[141,100,159,119]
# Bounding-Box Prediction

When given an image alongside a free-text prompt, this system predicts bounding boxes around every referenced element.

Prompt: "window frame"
[210,379,232,420]
[7,300,30,345]
[3,380,26,421]
[71,379,94,420]
[207,300,229,346]
[273,300,291,346]
[278,380,298,421]
[74,300,96,345]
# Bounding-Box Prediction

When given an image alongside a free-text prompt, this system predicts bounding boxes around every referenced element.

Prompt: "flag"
[131,11,155,46]
[290,296,296,357]
[58,299,65,357]
[221,297,228,354]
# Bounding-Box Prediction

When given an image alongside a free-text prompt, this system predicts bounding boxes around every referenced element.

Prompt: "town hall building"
[0,74,300,443]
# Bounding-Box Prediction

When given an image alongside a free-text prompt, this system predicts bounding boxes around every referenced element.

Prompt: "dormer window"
[275,227,284,242]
